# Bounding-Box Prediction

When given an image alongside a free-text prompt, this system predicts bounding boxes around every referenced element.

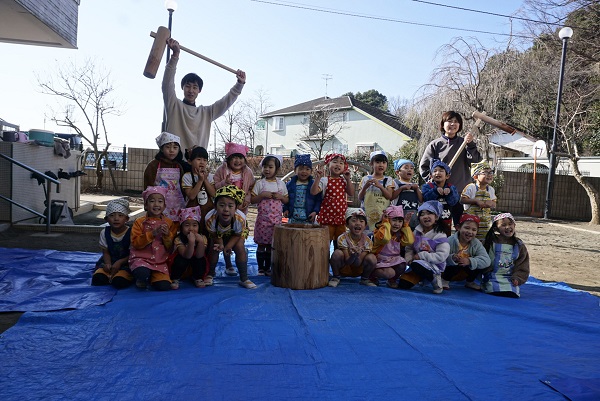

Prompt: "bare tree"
[37,58,122,190]
[213,103,244,147]
[237,88,273,155]
[298,105,347,160]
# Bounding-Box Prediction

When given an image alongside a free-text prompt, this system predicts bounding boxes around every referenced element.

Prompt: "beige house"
[258,96,417,158]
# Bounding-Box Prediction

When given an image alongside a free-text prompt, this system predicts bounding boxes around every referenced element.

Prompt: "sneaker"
[465,281,481,291]
[239,279,257,289]
[360,278,377,287]
[194,279,205,288]
[135,279,147,289]
[264,269,272,277]
[258,269,265,276]
[170,279,180,290]
[386,279,399,289]
[204,276,214,286]
[432,275,443,294]
[328,277,341,288]
[441,279,450,290]
[225,266,237,276]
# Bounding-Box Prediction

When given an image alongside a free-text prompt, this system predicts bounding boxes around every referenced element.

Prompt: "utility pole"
[322,74,332,98]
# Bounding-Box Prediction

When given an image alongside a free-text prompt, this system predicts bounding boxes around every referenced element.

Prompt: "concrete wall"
[81,147,155,193]
[0,142,81,223]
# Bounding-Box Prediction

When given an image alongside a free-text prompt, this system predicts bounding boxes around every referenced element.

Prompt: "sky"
[1,0,532,152]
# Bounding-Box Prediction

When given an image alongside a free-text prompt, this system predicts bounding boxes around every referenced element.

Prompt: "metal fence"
[83,145,127,170]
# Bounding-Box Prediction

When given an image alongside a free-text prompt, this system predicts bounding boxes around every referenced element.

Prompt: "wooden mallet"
[448,111,521,168]
[143,26,238,79]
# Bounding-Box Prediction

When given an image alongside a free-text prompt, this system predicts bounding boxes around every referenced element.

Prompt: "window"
[273,117,284,131]
[331,112,348,124]
[355,142,376,155]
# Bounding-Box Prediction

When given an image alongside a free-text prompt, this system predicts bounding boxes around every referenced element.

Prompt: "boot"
[264,251,272,276]
[256,250,266,275]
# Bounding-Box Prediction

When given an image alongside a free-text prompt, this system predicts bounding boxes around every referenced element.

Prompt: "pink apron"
[155,162,186,221]
[376,239,406,268]
[254,198,283,245]
[129,217,171,274]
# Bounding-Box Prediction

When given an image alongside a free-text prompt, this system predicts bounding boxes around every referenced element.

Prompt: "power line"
[411,0,562,26]
[250,0,534,39]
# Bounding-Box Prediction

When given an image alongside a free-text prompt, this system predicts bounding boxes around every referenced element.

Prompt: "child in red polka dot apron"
[310,154,355,248]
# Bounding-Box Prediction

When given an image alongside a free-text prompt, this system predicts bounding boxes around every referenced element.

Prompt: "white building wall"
[264,110,411,156]
[497,157,600,177]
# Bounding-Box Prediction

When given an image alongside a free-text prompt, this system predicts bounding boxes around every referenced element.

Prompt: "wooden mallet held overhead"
[143,26,238,79]
[448,111,522,168]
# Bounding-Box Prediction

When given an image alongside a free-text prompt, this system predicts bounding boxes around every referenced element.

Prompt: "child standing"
[401,200,450,294]
[461,161,497,241]
[91,199,132,289]
[441,214,491,290]
[284,154,322,224]
[251,155,289,276]
[328,208,377,287]
[421,159,459,236]
[392,159,423,229]
[205,185,257,289]
[144,132,187,222]
[170,206,208,290]
[358,151,396,231]
[371,205,414,289]
[311,153,355,247]
[129,186,178,291]
[482,213,530,298]
[181,146,215,235]
[214,142,255,275]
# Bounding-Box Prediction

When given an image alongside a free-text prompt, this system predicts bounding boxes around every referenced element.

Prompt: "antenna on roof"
[322,74,333,98]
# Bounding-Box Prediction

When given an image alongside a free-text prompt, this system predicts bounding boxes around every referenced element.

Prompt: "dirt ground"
[514,218,600,297]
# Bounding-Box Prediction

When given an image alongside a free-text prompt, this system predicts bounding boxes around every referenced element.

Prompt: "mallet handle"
[150,31,238,74]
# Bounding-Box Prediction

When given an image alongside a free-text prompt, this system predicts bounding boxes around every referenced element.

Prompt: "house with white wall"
[258,96,417,158]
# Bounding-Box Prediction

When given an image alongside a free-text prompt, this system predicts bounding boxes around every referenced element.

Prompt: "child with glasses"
[461,161,497,240]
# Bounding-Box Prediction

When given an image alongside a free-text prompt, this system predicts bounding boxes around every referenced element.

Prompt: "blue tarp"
[0,244,599,400]
[0,248,115,312]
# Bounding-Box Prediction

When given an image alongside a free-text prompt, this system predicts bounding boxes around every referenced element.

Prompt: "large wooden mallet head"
[143,26,170,79]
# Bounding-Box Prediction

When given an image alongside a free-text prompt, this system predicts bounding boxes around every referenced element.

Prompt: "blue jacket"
[421,181,460,206]
[284,176,322,216]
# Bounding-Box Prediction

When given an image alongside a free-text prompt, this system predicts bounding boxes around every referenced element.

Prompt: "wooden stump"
[271,224,330,290]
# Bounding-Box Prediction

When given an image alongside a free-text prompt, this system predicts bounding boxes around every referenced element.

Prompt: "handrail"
[0,153,61,234]
[0,153,61,187]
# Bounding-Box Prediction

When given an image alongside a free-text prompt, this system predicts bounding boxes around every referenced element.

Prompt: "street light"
[543,26,573,219]
[162,0,177,131]
[165,0,178,63]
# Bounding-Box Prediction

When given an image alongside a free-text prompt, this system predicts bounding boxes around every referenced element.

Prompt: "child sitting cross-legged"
[170,206,208,290]
[441,214,491,291]
[328,208,377,288]
[205,185,256,289]
[92,199,133,289]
